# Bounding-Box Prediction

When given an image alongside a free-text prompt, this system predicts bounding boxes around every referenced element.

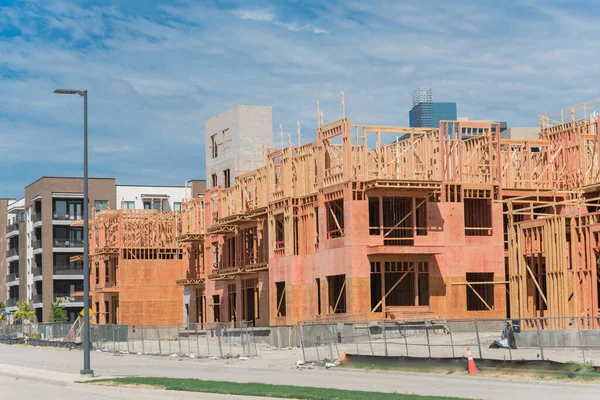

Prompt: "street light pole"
[54,88,93,376]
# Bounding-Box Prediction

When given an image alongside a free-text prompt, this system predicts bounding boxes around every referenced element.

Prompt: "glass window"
[94,200,108,212]
[174,202,182,212]
[153,201,161,211]
[143,201,151,210]
[54,200,67,216]
[123,201,135,209]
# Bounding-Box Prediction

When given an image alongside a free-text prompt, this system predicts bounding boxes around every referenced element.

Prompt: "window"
[123,201,135,209]
[95,262,99,285]
[211,134,218,158]
[212,242,220,269]
[94,200,109,212]
[213,295,220,322]
[464,199,492,236]
[274,214,284,251]
[370,261,429,310]
[316,278,321,315]
[368,197,380,235]
[222,128,229,151]
[153,201,161,211]
[466,273,495,311]
[223,169,231,189]
[327,274,346,314]
[174,202,182,212]
[276,282,286,317]
[326,200,345,238]
[211,173,218,187]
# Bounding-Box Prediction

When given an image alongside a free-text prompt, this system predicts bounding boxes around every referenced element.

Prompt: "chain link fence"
[0,321,257,358]
[299,315,600,364]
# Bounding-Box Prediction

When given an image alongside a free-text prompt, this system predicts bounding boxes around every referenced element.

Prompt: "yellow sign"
[80,308,95,317]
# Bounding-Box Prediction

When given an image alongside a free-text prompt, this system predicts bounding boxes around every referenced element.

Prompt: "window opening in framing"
[212,242,220,269]
[370,262,382,312]
[274,214,284,251]
[211,173,218,187]
[369,197,380,235]
[326,200,344,238]
[466,272,495,311]
[416,199,427,236]
[293,216,299,255]
[370,261,429,311]
[382,197,413,245]
[327,274,346,314]
[213,295,220,322]
[314,207,320,247]
[464,199,492,236]
[316,278,321,315]
[228,283,237,322]
[242,278,259,323]
[276,281,286,317]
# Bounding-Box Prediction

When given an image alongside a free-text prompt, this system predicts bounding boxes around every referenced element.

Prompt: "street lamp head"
[54,89,86,96]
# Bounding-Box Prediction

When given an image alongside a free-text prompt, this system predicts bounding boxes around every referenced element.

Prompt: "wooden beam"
[525,262,548,306]
[332,279,347,314]
[277,286,286,317]
[383,198,427,238]
[370,266,414,313]
[466,282,493,311]
[328,205,344,237]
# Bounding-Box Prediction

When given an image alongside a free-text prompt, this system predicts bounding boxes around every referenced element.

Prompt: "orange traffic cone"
[466,347,477,375]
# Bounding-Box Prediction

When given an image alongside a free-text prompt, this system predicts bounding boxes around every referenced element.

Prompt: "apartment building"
[1,177,201,323]
[115,185,187,211]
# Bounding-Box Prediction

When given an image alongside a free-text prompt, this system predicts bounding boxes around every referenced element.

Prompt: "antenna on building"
[316,101,321,128]
[341,90,345,119]
[297,120,301,147]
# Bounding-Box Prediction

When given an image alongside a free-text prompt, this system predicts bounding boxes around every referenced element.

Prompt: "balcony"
[32,212,42,224]
[6,248,19,258]
[53,266,84,277]
[6,298,18,308]
[32,294,43,304]
[53,239,83,248]
[33,267,42,277]
[53,293,84,305]
[6,272,19,283]
[5,222,19,235]
[53,212,83,221]
[32,239,42,250]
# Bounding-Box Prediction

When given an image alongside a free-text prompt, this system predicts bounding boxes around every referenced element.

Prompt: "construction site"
[76,99,600,330]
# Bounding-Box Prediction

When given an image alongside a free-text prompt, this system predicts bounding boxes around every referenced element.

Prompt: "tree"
[13,300,35,323]
[0,301,4,312]
[49,300,68,322]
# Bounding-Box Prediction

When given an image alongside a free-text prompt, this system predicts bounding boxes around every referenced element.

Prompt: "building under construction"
[80,99,600,329]
[177,101,527,328]
[77,209,185,325]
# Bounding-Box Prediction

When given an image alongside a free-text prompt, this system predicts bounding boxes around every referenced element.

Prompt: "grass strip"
[89,377,466,400]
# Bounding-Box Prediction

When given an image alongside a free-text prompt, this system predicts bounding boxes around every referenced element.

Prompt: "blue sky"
[1,0,599,198]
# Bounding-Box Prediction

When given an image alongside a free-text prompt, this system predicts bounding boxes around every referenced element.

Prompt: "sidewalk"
[1,344,599,400]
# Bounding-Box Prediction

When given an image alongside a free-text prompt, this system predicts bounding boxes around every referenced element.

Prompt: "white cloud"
[234,8,275,22]
[1,0,599,198]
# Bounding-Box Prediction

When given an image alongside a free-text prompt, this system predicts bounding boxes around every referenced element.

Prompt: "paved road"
[1,344,599,399]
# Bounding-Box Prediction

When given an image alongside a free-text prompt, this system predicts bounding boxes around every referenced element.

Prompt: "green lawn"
[89,377,466,400]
